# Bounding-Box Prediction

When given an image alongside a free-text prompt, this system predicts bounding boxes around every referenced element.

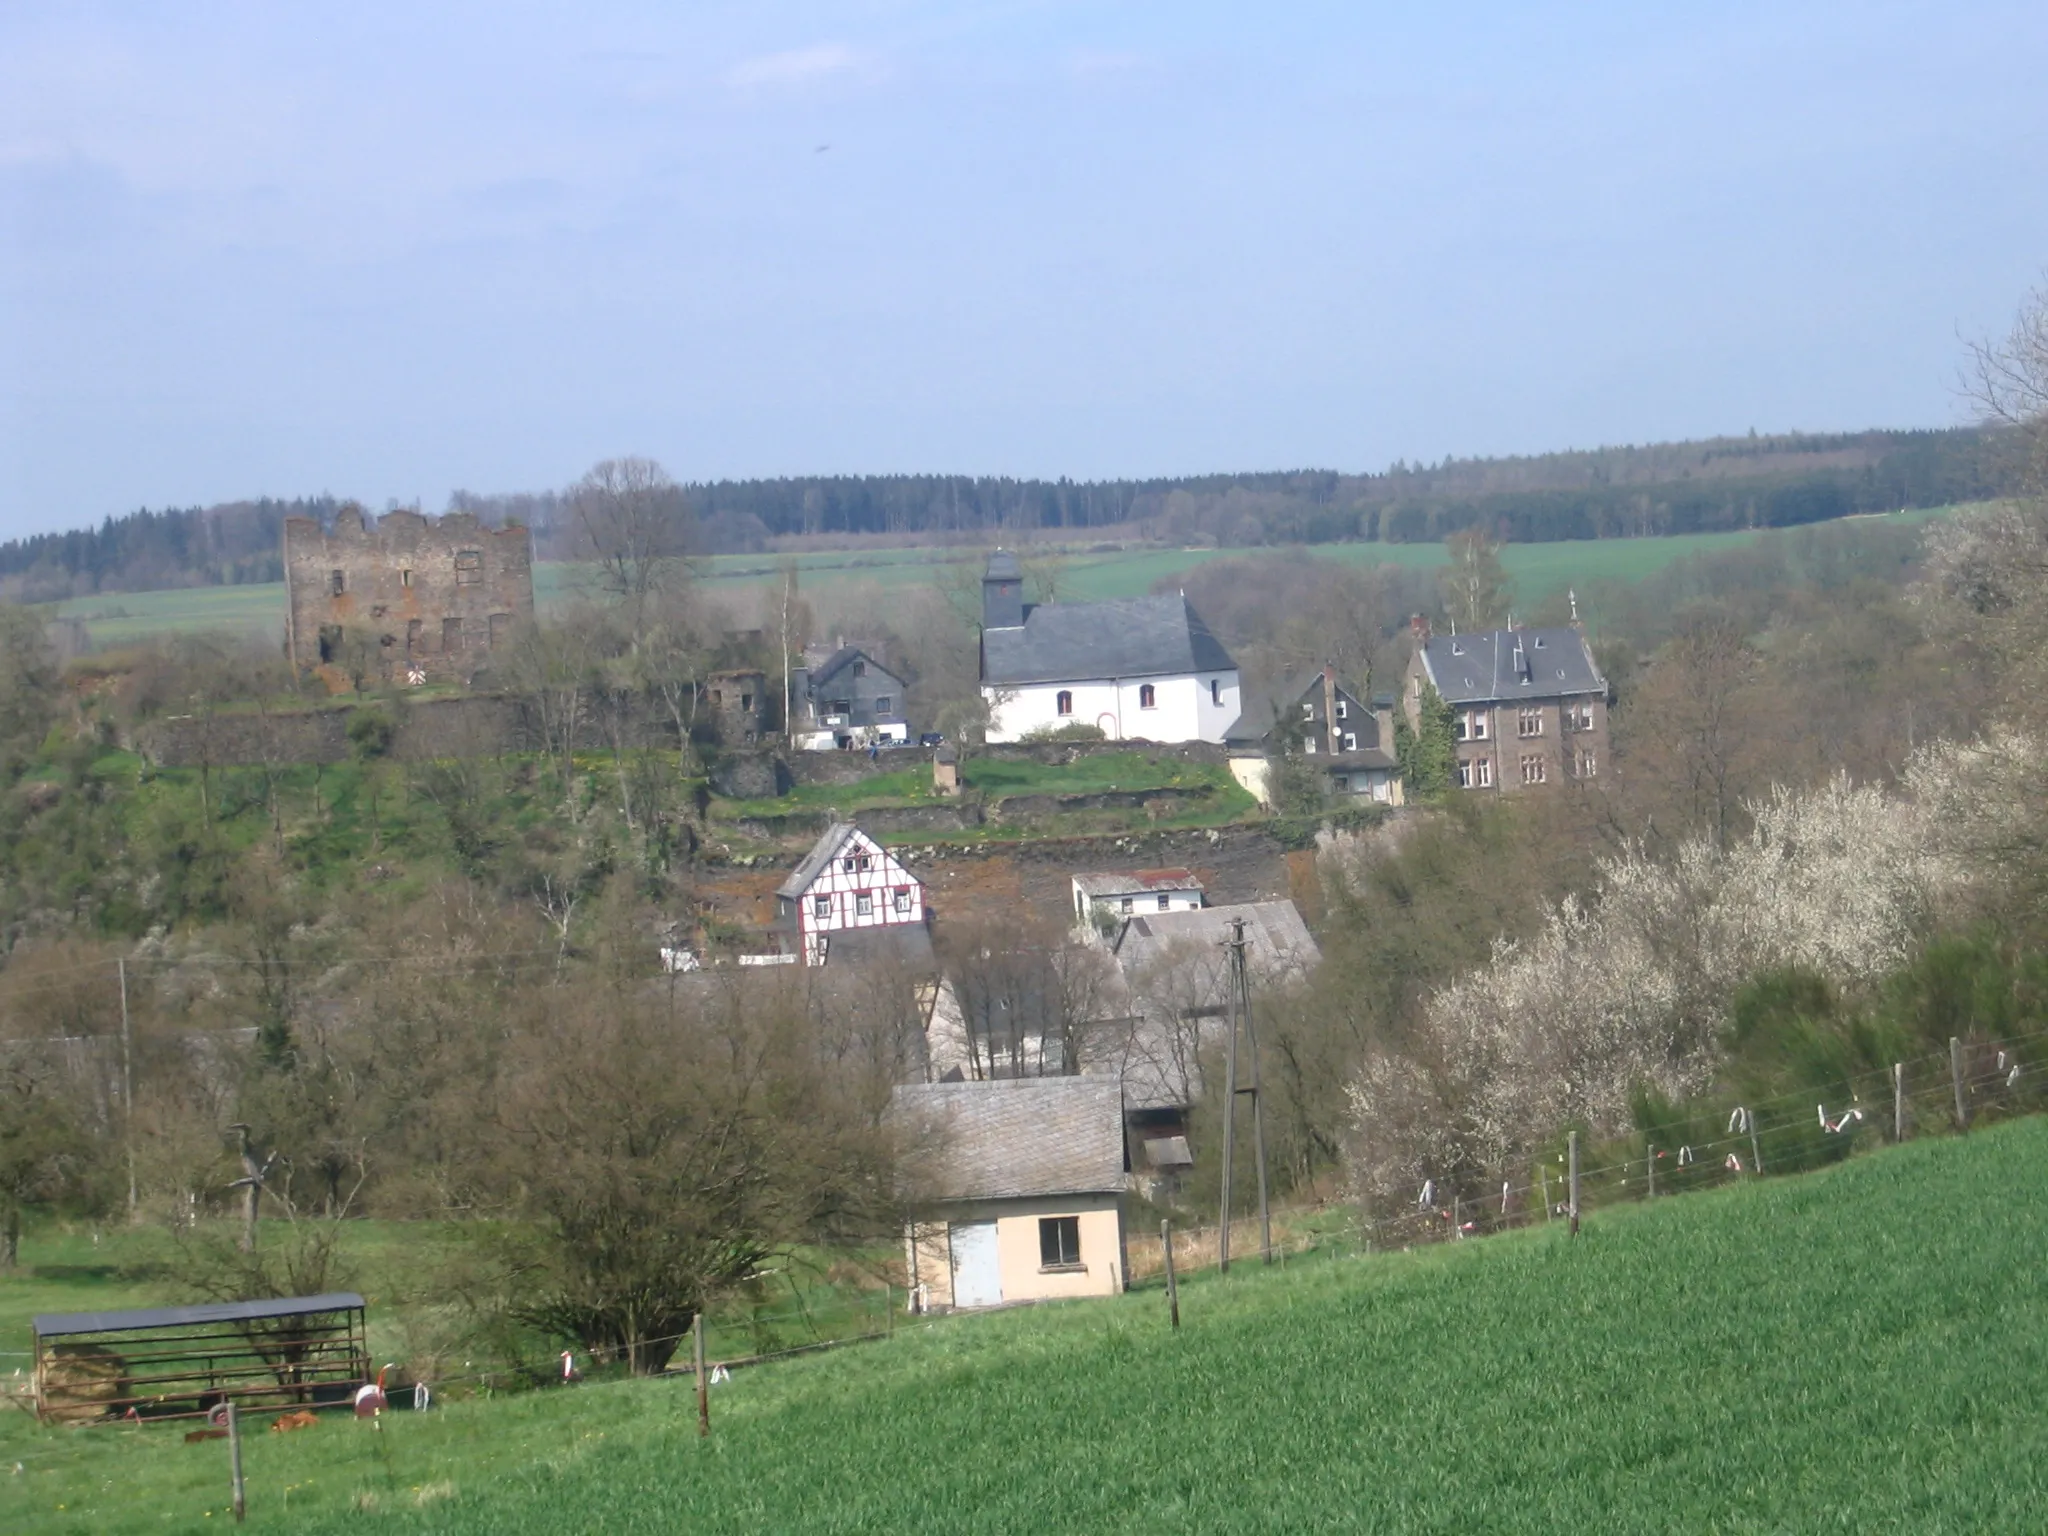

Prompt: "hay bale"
[41,1343,128,1425]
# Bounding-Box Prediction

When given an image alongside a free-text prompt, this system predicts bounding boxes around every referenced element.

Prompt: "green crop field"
[6,1115,2044,1533]
[49,510,1951,649]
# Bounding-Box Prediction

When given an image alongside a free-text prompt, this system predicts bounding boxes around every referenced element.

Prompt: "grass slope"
[7,1117,2045,1533]
[51,511,1946,647]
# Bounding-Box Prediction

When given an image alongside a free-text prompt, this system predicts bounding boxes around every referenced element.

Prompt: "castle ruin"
[283,507,534,686]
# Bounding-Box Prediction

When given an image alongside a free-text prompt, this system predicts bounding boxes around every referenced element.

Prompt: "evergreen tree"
[1396,683,1456,800]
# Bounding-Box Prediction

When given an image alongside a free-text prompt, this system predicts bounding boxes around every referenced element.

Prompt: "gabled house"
[1070,869,1206,932]
[894,1077,1130,1311]
[978,550,1241,744]
[1094,899,1321,1194]
[790,645,909,751]
[772,822,925,965]
[1223,665,1404,807]
[1404,618,1608,792]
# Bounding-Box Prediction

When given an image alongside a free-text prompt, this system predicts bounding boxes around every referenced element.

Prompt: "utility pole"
[1216,917,1272,1271]
[118,958,135,1218]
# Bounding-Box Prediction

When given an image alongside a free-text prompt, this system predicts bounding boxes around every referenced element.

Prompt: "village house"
[1404,615,1608,792]
[282,506,533,688]
[978,550,1241,744]
[894,1076,1129,1311]
[771,822,926,966]
[1223,665,1404,808]
[790,645,910,750]
[1070,869,1207,931]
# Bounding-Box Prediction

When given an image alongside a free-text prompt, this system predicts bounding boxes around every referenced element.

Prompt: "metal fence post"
[227,1400,246,1524]
[1951,1036,1968,1131]
[1161,1221,1180,1330]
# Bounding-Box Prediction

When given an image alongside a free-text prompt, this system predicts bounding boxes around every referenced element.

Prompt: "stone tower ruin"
[283,507,534,687]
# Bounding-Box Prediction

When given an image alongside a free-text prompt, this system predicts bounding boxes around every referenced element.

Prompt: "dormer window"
[1210,679,1222,706]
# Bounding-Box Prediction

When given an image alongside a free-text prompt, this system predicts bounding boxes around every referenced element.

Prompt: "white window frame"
[1342,732,1357,752]
[1474,757,1493,788]
[813,894,831,918]
[855,892,873,917]
[1521,753,1546,785]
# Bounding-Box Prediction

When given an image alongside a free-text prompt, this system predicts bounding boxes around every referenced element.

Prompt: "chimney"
[1409,614,1431,645]
[1322,665,1339,755]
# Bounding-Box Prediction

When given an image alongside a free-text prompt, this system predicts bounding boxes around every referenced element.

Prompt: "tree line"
[1,427,2002,603]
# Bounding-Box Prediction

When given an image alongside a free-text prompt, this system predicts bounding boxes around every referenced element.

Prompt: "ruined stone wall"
[283,508,534,683]
[137,695,528,767]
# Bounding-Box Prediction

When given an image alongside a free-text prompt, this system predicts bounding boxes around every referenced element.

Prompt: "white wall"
[986,671,1239,744]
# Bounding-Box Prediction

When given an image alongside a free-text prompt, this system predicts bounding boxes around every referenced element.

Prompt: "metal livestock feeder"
[32,1292,370,1425]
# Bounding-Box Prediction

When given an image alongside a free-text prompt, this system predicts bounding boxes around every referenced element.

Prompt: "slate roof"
[892,1077,1127,1202]
[983,549,1023,584]
[821,925,936,971]
[981,594,1236,687]
[1418,627,1604,706]
[776,821,860,899]
[1111,900,1321,985]
[1221,667,1327,745]
[808,645,903,691]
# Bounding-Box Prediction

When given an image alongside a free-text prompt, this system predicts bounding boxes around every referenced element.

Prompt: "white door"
[949,1221,1003,1309]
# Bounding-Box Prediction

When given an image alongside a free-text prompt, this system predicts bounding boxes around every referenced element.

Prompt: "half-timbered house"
[773,822,926,965]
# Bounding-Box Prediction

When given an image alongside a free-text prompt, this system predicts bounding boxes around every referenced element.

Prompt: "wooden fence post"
[1568,1131,1580,1238]
[1951,1036,1968,1131]
[694,1313,709,1438]
[1539,1163,1553,1221]
[227,1399,246,1525]
[1646,1143,1656,1199]
[1161,1221,1180,1330]
[1894,1062,1905,1143]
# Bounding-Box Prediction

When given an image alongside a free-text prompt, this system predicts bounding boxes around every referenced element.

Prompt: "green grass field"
[6,1115,2044,1533]
[51,511,1948,648]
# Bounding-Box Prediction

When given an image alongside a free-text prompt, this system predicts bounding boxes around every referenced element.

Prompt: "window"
[1343,732,1357,752]
[853,661,866,677]
[1470,711,1489,741]
[329,569,346,596]
[1457,709,1490,741]
[406,619,423,653]
[1039,1215,1082,1269]
[741,693,754,710]
[1140,684,1156,709]
[855,892,873,917]
[813,894,831,918]
[1456,760,1473,789]
[1120,897,1133,914]
[1473,757,1493,788]
[1301,702,1315,720]
[1579,750,1598,778]
[1521,753,1546,785]
[709,688,723,705]
[1333,775,1349,792]
[1210,679,1222,706]
[894,887,911,914]
[1056,690,1074,716]
[1157,894,1170,911]
[1303,737,1317,754]
[454,550,482,585]
[1336,699,1348,720]
[874,696,893,714]
[1518,708,1544,738]
[443,617,464,652]
[400,568,412,589]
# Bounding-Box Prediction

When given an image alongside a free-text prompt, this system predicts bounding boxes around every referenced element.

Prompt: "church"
[976,551,1241,745]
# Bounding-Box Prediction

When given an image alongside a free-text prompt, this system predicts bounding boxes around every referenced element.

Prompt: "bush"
[1020,721,1108,743]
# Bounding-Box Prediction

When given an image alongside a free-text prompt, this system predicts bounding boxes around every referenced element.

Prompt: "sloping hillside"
[8,1119,2046,1533]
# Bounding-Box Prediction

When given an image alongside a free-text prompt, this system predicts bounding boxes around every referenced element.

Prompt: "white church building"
[977,550,1241,744]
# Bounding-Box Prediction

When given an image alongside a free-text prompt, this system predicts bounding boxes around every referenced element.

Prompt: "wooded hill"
[0,427,1998,602]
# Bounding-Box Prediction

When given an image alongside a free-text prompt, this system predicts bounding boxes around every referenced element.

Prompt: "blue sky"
[2,2,2044,536]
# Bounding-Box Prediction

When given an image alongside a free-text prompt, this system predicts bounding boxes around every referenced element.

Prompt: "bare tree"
[572,457,691,640]
[1440,528,1511,634]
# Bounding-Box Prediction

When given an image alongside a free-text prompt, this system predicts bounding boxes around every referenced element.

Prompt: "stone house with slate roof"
[772,822,925,965]
[1404,618,1609,792]
[893,1077,1129,1311]
[1223,664,1404,808]
[978,550,1241,744]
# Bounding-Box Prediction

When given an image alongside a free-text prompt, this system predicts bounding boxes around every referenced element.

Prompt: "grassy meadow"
[49,509,1948,649]
[5,1114,2045,1533]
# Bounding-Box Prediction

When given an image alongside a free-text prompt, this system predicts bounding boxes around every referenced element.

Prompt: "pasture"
[49,510,1945,648]
[5,1113,2043,1533]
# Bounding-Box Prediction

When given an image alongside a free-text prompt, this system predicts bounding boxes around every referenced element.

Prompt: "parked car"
[918,732,946,748]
